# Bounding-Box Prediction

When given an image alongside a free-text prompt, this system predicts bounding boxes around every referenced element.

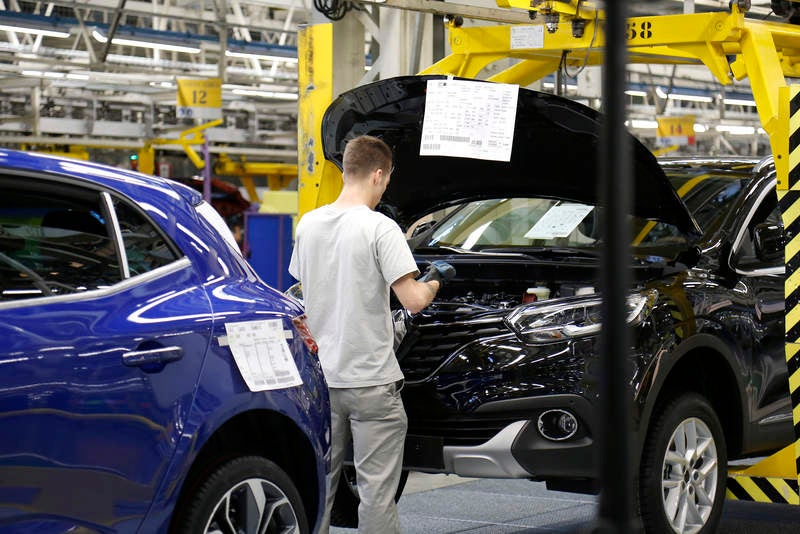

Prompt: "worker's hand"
[418,260,456,286]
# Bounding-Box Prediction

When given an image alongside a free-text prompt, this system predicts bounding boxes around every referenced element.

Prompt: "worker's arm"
[391,273,439,314]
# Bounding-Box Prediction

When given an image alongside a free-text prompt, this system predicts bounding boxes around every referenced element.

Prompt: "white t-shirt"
[289,204,419,388]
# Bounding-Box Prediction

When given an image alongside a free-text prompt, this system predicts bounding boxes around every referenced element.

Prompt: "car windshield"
[419,169,752,253]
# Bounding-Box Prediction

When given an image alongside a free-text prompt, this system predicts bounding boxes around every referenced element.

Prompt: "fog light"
[537,409,578,441]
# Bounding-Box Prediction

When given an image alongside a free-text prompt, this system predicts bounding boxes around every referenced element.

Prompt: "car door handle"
[122,346,184,367]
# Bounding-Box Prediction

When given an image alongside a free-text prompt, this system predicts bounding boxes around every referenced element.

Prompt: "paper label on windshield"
[420,79,518,162]
[524,204,594,239]
[225,320,303,391]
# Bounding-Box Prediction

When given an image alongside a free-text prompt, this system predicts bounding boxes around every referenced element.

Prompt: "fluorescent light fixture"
[716,125,755,135]
[625,90,648,97]
[542,82,578,91]
[92,30,200,54]
[628,119,658,129]
[0,23,69,38]
[225,50,298,64]
[668,93,713,103]
[654,86,713,103]
[723,98,756,106]
[231,88,298,100]
[694,124,708,133]
[21,70,88,81]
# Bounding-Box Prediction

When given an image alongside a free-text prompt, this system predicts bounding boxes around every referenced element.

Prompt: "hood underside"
[321,75,698,235]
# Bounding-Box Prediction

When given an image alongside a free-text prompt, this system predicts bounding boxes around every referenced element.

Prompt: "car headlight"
[505,290,656,344]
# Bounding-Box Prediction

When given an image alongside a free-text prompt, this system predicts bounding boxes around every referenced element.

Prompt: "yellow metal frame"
[420,3,800,188]
[214,154,298,202]
[137,119,223,175]
[297,23,344,217]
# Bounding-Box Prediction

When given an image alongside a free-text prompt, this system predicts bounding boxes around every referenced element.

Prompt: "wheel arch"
[638,335,746,461]
[168,409,322,533]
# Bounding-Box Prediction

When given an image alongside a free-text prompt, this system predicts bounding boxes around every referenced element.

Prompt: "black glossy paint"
[397,159,792,487]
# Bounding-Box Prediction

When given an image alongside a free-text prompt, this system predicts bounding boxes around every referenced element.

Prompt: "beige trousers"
[318,381,407,534]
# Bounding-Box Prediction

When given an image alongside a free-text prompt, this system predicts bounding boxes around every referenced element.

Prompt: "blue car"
[0,149,330,533]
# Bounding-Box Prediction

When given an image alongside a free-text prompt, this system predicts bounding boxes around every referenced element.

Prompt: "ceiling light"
[225,50,298,64]
[716,125,755,135]
[694,124,708,133]
[668,93,713,103]
[723,98,756,106]
[92,30,200,54]
[625,90,648,97]
[0,23,70,38]
[542,82,577,91]
[628,120,658,129]
[654,86,713,103]
[231,88,298,100]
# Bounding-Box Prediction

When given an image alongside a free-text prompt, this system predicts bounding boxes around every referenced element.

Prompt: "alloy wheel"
[660,417,718,534]
[203,477,301,534]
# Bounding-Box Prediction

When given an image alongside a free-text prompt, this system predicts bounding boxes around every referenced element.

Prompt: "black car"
[319,75,791,534]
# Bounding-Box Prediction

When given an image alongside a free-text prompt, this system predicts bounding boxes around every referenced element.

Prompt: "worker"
[289,135,455,533]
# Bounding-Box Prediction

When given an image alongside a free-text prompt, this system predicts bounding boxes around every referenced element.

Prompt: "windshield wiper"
[481,246,601,257]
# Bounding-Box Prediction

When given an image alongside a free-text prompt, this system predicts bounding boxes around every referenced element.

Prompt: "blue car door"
[0,178,212,532]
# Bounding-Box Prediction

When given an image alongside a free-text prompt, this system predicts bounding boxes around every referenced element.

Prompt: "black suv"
[319,75,791,534]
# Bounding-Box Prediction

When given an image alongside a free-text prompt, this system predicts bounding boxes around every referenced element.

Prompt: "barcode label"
[422,143,441,150]
[440,135,470,143]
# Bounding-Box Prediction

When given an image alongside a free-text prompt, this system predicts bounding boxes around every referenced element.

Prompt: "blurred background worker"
[289,135,455,533]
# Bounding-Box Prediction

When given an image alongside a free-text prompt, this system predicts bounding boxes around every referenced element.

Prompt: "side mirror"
[754,223,784,262]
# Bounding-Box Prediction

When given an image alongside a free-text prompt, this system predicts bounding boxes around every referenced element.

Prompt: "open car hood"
[321,75,699,236]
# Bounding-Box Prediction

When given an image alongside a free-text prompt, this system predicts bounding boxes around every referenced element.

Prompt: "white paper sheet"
[225,319,303,391]
[524,204,595,239]
[420,78,518,162]
[510,26,544,49]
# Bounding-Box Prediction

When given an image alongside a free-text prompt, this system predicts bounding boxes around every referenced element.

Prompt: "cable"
[561,7,600,81]
[313,0,356,21]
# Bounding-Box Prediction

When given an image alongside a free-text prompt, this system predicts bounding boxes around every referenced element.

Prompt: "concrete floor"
[332,472,800,533]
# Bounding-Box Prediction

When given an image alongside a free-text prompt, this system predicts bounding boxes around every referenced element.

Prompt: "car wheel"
[330,466,409,527]
[174,456,308,534]
[639,393,726,534]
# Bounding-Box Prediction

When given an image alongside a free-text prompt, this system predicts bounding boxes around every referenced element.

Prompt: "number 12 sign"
[176,78,222,120]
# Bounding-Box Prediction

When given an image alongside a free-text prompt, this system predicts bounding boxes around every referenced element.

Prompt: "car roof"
[0,148,202,207]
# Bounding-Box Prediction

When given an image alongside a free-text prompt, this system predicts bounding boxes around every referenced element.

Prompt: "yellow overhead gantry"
[420,1,796,188]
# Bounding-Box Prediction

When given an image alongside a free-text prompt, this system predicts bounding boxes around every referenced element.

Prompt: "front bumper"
[403,394,596,480]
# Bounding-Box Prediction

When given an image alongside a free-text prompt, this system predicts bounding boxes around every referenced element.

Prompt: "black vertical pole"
[592,0,641,532]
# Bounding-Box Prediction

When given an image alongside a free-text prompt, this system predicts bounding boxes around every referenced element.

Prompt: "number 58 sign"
[176,78,222,119]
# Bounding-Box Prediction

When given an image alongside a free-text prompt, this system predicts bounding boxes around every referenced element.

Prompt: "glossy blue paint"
[0,149,330,533]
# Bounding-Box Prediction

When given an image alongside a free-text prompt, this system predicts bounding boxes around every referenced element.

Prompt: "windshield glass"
[424,198,680,250]
[420,168,753,252]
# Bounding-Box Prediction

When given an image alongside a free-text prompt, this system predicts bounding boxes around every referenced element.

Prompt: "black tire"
[330,466,409,528]
[173,455,308,534]
[639,393,727,534]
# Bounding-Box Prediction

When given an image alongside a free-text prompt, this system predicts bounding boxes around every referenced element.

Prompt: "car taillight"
[292,315,318,354]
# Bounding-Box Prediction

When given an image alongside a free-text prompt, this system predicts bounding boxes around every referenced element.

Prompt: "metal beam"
[359,0,533,24]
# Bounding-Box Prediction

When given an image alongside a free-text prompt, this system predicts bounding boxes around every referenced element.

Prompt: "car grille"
[408,416,522,446]
[398,313,511,381]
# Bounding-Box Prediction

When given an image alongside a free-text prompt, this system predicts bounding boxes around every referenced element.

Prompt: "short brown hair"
[342,135,392,179]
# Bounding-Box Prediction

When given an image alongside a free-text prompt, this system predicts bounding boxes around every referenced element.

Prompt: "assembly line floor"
[331,472,800,533]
